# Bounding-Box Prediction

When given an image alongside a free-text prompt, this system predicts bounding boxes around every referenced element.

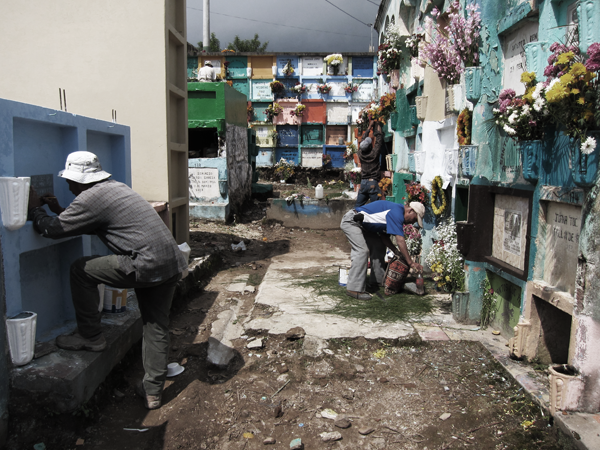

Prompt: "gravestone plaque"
[30,174,54,196]
[355,81,374,102]
[329,82,345,97]
[302,57,323,76]
[327,104,349,124]
[351,103,369,123]
[301,148,323,168]
[543,202,582,295]
[189,167,220,200]
[502,21,538,94]
[492,194,529,270]
[352,57,373,77]
[252,81,273,101]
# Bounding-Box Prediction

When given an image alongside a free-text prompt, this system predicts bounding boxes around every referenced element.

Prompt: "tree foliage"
[226,34,268,53]
[197,33,221,52]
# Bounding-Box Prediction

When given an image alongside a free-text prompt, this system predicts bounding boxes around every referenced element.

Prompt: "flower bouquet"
[457,108,472,145]
[377,23,403,76]
[291,83,307,96]
[425,219,465,292]
[419,1,481,85]
[403,223,422,256]
[324,53,343,75]
[283,60,295,76]
[344,84,358,94]
[343,142,357,161]
[316,84,332,94]
[322,153,332,167]
[290,104,306,117]
[542,40,600,154]
[406,181,430,206]
[378,177,392,198]
[263,102,283,122]
[348,167,361,185]
[492,69,551,143]
[274,158,295,181]
[270,81,286,94]
[379,93,397,119]
[405,33,424,59]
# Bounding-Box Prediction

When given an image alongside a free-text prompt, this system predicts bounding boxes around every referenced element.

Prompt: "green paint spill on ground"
[289,271,435,323]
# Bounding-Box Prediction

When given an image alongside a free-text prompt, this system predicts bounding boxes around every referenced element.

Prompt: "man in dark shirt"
[28,151,188,410]
[355,119,384,207]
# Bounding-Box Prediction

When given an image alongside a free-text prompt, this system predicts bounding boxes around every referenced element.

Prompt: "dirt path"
[7,195,565,450]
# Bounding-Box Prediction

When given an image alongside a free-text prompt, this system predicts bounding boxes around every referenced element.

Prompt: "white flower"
[522,104,530,115]
[351,167,361,173]
[533,98,545,112]
[581,136,597,155]
[508,113,518,124]
[532,84,544,100]
[503,125,516,135]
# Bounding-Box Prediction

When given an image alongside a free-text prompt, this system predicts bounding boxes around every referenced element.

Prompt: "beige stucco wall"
[0,1,170,203]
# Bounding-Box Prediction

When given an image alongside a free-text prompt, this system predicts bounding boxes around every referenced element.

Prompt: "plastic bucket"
[6,311,37,366]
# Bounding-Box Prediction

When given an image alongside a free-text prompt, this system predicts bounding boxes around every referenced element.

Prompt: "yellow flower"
[546,82,567,102]
[520,71,536,84]
[557,52,574,65]
[570,62,587,77]
[445,276,451,281]
[523,87,534,102]
[571,88,580,95]
[560,73,575,86]
[584,110,594,121]
[577,97,586,105]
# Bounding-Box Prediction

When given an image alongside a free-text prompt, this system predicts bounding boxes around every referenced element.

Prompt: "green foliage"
[290,272,435,323]
[480,277,497,329]
[227,34,268,53]
[197,32,221,52]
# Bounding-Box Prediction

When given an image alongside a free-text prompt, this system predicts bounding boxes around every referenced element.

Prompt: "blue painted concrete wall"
[0,98,131,341]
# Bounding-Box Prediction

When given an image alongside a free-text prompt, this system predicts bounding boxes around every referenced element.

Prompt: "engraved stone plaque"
[502,21,538,94]
[492,194,529,270]
[189,167,220,200]
[301,148,323,168]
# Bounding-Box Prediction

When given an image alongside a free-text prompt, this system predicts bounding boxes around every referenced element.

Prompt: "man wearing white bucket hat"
[28,151,188,410]
[340,200,424,300]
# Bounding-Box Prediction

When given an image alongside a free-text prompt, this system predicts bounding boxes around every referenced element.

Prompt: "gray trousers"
[70,255,180,396]
[340,210,386,292]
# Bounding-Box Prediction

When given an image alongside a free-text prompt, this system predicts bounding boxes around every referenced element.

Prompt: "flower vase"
[353,183,360,192]
[459,145,478,179]
[571,134,599,188]
[390,70,400,89]
[353,154,361,167]
[415,96,428,120]
[464,67,482,104]
[519,140,542,184]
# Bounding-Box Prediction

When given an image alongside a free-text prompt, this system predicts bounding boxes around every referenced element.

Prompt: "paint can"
[338,266,349,286]
[103,286,128,313]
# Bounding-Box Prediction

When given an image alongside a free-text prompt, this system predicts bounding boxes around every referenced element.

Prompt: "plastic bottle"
[416,273,424,295]
[315,184,324,199]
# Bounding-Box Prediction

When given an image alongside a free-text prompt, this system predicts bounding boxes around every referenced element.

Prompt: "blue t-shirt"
[356,201,405,236]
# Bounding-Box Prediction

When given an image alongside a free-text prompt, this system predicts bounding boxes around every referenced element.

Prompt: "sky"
[186,0,381,53]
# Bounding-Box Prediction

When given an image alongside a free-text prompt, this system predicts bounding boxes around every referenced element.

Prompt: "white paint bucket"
[338,266,349,286]
[103,286,128,313]
[6,311,37,366]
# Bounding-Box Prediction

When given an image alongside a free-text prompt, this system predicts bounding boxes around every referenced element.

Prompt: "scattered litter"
[298,423,304,427]
[321,408,338,420]
[323,349,334,355]
[33,444,46,450]
[470,327,481,331]
[123,428,149,432]
[243,432,254,439]
[439,413,451,421]
[492,330,501,335]
[231,241,246,252]
[290,437,303,449]
[76,439,84,446]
